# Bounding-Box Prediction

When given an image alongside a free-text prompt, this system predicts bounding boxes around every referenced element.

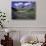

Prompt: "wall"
[0,0,46,46]
[0,0,46,27]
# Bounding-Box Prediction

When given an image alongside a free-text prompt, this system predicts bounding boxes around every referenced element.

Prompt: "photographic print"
[11,0,36,20]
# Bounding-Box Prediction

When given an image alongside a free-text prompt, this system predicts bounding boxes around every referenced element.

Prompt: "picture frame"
[11,1,36,20]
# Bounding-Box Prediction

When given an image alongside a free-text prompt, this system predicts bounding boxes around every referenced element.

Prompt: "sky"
[12,0,36,8]
[12,2,33,8]
[14,2,32,6]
